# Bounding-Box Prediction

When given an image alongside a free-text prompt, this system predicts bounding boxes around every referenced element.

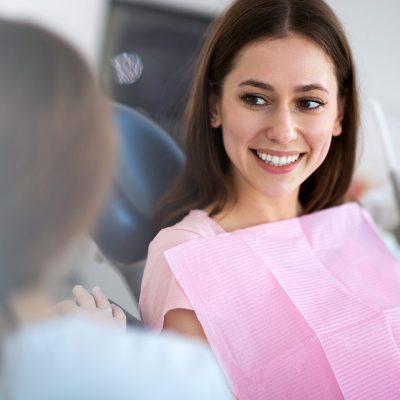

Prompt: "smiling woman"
[138,0,398,398]
[140,0,359,330]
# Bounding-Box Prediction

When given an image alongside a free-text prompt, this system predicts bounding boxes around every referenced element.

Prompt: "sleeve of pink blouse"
[139,227,202,332]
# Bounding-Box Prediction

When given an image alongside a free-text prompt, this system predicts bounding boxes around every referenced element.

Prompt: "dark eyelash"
[239,93,268,106]
[239,94,327,110]
[297,98,327,110]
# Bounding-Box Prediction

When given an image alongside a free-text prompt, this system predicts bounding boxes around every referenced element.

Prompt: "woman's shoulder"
[150,209,224,252]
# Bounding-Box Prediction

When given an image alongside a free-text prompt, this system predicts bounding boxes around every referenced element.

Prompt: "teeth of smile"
[256,151,300,166]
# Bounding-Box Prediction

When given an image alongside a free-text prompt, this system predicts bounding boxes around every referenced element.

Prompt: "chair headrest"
[93,103,185,264]
[115,103,185,216]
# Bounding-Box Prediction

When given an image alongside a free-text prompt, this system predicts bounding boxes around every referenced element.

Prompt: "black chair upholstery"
[93,103,185,303]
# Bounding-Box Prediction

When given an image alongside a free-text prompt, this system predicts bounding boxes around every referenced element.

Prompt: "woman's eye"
[241,94,267,106]
[298,99,324,110]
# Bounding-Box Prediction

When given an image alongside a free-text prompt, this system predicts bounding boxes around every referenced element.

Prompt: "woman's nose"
[265,107,298,145]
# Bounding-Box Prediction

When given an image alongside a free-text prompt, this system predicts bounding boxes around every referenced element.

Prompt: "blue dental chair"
[92,103,185,321]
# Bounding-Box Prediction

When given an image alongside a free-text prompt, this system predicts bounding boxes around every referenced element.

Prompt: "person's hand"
[55,285,127,329]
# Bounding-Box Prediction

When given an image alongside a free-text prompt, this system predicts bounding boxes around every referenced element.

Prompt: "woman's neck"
[212,187,301,232]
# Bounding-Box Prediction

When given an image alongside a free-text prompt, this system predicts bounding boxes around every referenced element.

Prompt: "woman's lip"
[251,150,304,175]
[251,148,305,157]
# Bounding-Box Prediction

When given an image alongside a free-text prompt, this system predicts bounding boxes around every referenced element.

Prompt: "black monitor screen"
[102,1,214,140]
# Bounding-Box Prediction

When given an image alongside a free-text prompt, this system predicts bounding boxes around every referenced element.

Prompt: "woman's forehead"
[226,35,338,93]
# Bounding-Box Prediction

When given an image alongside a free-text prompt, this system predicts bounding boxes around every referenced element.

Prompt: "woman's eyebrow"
[239,79,274,90]
[239,79,329,94]
[294,83,329,93]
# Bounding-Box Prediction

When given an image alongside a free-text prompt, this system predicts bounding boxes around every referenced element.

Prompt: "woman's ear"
[209,93,222,128]
[333,98,345,137]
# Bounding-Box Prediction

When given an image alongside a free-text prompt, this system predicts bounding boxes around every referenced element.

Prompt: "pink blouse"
[139,210,224,331]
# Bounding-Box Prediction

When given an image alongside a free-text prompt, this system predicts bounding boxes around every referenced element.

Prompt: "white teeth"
[255,151,301,166]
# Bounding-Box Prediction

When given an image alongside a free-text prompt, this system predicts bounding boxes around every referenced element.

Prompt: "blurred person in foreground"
[0,19,231,400]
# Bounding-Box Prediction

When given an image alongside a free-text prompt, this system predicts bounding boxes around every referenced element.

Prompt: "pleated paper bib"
[165,203,400,399]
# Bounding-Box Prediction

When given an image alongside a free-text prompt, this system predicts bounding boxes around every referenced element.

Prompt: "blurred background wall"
[0,0,108,65]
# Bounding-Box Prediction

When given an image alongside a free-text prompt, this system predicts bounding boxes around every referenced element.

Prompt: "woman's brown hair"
[0,21,116,307]
[156,0,359,229]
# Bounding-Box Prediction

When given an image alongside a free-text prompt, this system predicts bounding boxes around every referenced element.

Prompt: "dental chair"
[93,103,185,323]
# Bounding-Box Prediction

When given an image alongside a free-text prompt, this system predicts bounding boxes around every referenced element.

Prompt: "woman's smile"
[252,149,305,174]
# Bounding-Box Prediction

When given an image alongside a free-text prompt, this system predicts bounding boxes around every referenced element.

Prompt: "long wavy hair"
[156,0,359,229]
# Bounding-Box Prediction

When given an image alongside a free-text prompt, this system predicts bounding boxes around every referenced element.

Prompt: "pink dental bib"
[165,203,400,399]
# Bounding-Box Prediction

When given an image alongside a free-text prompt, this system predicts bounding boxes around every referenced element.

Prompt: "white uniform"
[1,316,231,400]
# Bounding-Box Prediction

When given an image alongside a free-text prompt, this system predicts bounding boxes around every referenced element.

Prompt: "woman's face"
[211,35,343,204]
